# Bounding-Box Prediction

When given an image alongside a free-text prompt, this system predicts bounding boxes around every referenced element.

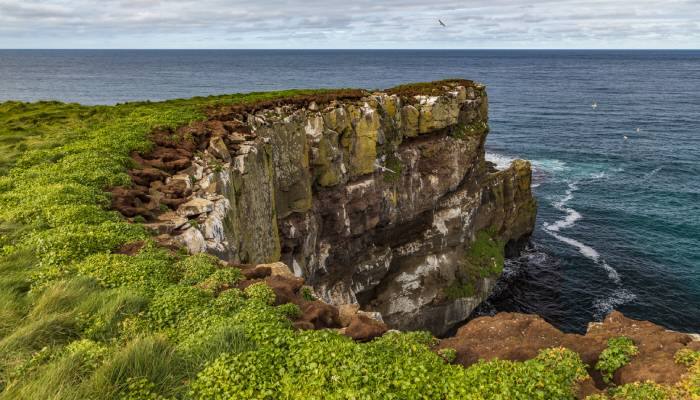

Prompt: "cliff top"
[0,81,698,400]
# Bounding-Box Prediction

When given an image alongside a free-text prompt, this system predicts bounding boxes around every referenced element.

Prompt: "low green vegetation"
[1,88,693,399]
[446,228,505,300]
[675,348,700,367]
[595,337,639,384]
[450,120,490,139]
[382,152,403,183]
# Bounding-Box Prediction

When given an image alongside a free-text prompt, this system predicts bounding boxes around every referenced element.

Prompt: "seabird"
[375,160,397,174]
[591,101,598,109]
[624,135,629,140]
[636,127,641,133]
[438,19,447,27]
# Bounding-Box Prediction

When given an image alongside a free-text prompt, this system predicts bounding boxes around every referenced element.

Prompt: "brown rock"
[338,304,361,326]
[264,275,304,305]
[298,301,342,330]
[178,198,214,217]
[242,266,272,280]
[344,314,388,342]
[438,311,697,393]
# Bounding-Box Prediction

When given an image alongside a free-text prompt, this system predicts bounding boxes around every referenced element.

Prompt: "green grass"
[0,87,665,399]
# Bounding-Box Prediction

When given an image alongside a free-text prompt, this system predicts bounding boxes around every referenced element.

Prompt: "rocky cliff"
[114,80,536,335]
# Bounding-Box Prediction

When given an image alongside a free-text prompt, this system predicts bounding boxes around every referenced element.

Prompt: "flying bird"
[375,160,397,174]
[438,19,447,27]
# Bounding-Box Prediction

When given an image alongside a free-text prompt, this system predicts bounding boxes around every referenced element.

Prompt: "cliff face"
[135,81,536,335]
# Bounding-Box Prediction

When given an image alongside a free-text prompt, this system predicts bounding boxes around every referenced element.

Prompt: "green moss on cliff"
[446,228,505,300]
[382,152,404,183]
[450,120,489,140]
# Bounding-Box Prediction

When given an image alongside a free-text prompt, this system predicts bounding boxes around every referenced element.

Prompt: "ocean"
[1,49,698,333]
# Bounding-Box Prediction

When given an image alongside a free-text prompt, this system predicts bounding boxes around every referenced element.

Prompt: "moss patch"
[450,121,489,140]
[446,228,505,300]
[382,152,404,183]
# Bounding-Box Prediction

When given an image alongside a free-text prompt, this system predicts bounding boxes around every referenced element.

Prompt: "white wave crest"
[543,209,582,232]
[531,158,568,172]
[544,181,581,232]
[486,152,569,175]
[485,152,515,171]
[592,288,637,320]
[545,231,620,284]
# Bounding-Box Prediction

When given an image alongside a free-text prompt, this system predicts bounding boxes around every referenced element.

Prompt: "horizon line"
[1,48,699,51]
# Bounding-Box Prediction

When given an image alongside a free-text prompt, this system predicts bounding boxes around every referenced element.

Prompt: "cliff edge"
[112,79,536,335]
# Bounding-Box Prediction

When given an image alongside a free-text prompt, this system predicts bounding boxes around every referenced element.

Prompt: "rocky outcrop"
[438,311,700,398]
[114,80,536,335]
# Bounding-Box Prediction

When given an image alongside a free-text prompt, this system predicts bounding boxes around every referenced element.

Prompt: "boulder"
[178,198,214,217]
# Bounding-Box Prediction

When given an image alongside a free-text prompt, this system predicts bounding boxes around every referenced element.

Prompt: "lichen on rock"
[117,79,536,335]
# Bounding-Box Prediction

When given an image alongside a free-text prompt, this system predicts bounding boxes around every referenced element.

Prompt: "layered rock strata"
[113,80,536,335]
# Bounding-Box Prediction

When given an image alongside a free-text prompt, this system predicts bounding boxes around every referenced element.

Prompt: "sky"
[0,0,699,49]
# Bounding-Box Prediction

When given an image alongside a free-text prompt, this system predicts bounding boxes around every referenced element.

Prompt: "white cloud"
[0,0,698,48]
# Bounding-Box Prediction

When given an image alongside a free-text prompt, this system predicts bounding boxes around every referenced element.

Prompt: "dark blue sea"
[1,50,699,334]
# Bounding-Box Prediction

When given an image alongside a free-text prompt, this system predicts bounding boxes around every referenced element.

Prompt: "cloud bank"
[1,0,698,48]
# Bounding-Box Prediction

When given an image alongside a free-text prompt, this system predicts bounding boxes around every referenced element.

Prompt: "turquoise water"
[1,50,698,333]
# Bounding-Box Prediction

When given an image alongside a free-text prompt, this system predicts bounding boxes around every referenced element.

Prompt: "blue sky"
[1,0,698,49]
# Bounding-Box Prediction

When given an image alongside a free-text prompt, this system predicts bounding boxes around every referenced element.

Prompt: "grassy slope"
[0,90,696,399]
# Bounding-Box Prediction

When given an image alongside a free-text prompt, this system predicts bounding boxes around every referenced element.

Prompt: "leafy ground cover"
[0,88,697,399]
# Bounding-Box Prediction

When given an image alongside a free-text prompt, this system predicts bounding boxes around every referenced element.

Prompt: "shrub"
[177,254,219,285]
[27,222,147,268]
[438,347,457,363]
[595,336,639,384]
[147,286,211,329]
[177,323,253,377]
[213,289,247,314]
[607,381,669,399]
[276,303,301,319]
[244,282,276,305]
[199,268,243,293]
[74,246,178,292]
[674,348,700,367]
[300,287,315,301]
